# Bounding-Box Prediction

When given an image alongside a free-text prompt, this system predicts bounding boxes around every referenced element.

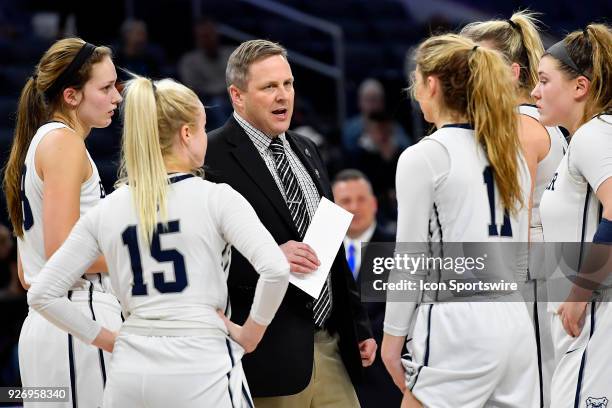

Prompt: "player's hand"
[92,328,118,353]
[280,240,320,274]
[382,334,407,392]
[557,301,588,337]
[217,311,265,353]
[359,338,377,367]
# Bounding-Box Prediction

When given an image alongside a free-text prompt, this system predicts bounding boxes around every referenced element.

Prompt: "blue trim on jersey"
[225,338,236,408]
[242,383,254,408]
[433,204,444,302]
[410,304,433,392]
[574,301,596,408]
[577,187,592,271]
[441,123,472,129]
[533,281,544,408]
[67,290,78,408]
[87,282,107,386]
[168,174,195,184]
[593,218,612,244]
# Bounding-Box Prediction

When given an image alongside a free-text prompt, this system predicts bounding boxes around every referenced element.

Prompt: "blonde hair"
[118,76,201,242]
[414,34,523,213]
[226,39,287,90]
[3,38,111,237]
[550,24,612,124]
[461,10,544,97]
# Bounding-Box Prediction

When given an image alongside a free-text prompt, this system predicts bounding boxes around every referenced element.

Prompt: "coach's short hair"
[226,39,287,90]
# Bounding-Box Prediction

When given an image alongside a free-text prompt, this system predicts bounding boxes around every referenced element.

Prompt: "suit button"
[306,301,314,309]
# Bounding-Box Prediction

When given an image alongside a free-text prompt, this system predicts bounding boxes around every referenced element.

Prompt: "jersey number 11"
[483,166,513,237]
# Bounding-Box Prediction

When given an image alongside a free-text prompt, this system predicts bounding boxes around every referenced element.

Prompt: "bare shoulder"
[519,114,550,161]
[35,128,88,179]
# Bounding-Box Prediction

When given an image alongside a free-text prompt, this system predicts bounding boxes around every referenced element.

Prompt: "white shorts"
[102,333,253,408]
[550,301,612,408]
[19,289,122,408]
[524,279,555,408]
[402,302,539,408]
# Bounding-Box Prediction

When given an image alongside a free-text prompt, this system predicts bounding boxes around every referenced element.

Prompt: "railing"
[195,0,346,129]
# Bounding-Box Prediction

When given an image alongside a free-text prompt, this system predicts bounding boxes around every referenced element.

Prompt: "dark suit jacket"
[206,117,373,397]
[354,227,404,408]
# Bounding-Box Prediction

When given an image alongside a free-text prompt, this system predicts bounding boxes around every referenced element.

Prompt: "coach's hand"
[280,241,320,274]
[558,301,588,337]
[218,311,266,353]
[359,338,377,367]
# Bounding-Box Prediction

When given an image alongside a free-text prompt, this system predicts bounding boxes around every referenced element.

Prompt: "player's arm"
[558,131,612,336]
[215,184,290,352]
[17,250,30,290]
[37,129,107,274]
[383,141,444,395]
[518,114,550,239]
[28,206,117,351]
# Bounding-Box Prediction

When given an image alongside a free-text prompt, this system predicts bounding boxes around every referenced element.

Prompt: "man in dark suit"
[206,39,376,408]
[332,169,403,408]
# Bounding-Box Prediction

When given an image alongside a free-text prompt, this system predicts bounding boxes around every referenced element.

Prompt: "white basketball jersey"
[84,175,278,332]
[427,124,531,243]
[540,115,612,243]
[17,122,108,291]
[540,115,612,311]
[518,104,568,235]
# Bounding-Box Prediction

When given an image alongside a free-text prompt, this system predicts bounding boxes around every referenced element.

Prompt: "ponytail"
[2,77,47,237]
[461,10,544,96]
[120,77,169,243]
[509,11,544,94]
[468,46,523,213]
[583,25,612,117]
[414,34,523,213]
[118,76,202,243]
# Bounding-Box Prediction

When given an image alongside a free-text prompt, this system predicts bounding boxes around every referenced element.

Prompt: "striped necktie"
[269,137,331,327]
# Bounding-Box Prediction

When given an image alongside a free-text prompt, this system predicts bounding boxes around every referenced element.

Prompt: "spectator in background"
[115,19,164,78]
[179,18,233,129]
[350,111,401,233]
[332,169,402,408]
[0,224,20,296]
[342,78,411,155]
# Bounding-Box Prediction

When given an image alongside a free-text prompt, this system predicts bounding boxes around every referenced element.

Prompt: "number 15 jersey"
[27,173,289,343]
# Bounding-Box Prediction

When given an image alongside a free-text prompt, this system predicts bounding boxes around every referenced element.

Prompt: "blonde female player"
[26,75,290,407]
[534,24,612,408]
[381,34,539,407]
[462,11,568,407]
[2,38,123,407]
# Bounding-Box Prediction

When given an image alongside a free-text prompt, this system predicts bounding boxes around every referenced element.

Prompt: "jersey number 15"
[122,220,188,295]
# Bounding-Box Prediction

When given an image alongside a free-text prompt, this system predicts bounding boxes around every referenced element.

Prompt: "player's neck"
[434,112,469,129]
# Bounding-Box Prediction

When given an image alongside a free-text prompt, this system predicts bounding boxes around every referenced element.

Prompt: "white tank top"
[518,104,568,237]
[17,122,111,292]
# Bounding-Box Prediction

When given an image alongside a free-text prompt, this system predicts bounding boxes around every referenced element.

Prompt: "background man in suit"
[332,169,402,408]
[206,39,376,408]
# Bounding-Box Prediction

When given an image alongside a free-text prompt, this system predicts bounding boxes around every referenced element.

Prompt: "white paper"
[289,197,353,299]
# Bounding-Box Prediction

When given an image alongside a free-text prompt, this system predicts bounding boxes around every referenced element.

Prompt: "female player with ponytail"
[382,34,538,407]
[534,24,612,407]
[2,38,122,408]
[462,11,568,407]
[26,75,290,407]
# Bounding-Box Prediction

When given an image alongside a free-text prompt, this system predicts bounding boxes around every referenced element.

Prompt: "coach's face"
[234,54,295,137]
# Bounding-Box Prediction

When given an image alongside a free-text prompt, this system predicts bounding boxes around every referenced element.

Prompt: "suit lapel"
[225,119,300,237]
